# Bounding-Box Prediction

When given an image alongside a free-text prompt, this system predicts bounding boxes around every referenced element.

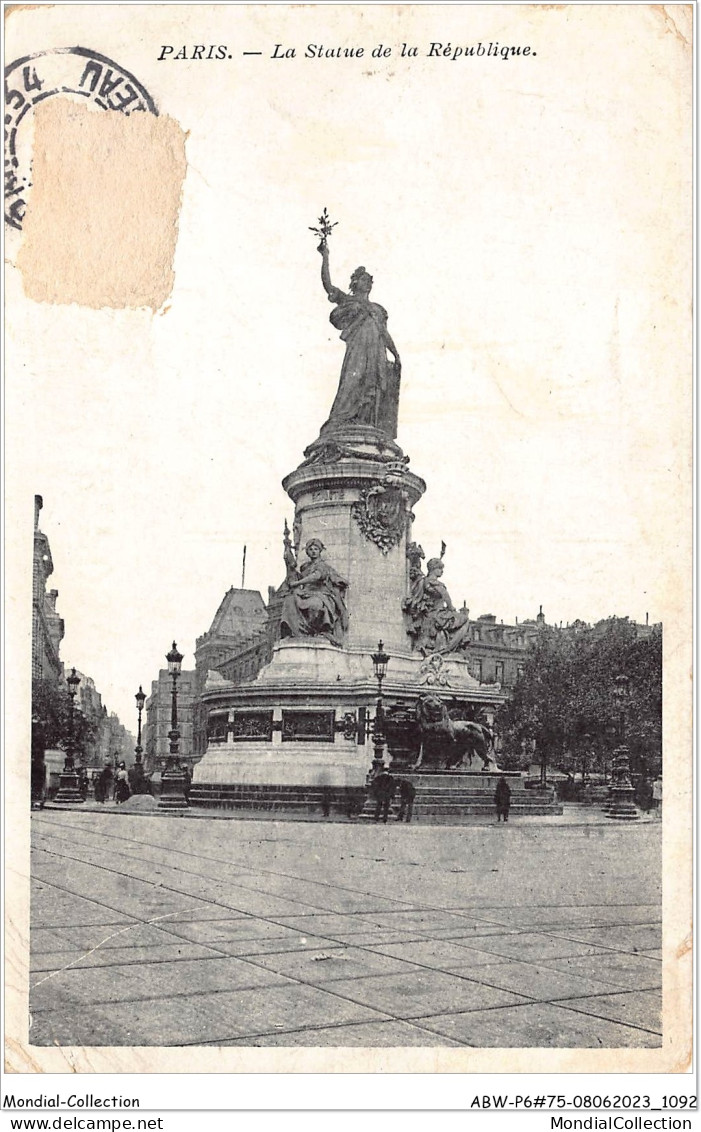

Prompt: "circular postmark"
[5,47,157,229]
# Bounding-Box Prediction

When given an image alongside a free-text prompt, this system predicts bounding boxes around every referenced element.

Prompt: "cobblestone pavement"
[29,809,662,1048]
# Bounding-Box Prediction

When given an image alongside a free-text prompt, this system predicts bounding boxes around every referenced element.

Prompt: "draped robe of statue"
[280,554,349,646]
[320,285,400,439]
[404,567,472,655]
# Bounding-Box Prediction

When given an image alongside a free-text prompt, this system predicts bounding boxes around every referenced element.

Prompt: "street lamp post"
[55,667,84,804]
[135,685,146,764]
[158,642,189,810]
[129,684,148,795]
[607,673,639,821]
[538,737,546,790]
[603,724,616,784]
[370,640,390,776]
[582,732,591,785]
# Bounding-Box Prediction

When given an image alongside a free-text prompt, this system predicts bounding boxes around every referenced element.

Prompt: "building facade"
[32,495,64,682]
[31,497,144,796]
[95,710,136,770]
[192,586,273,756]
[467,607,546,686]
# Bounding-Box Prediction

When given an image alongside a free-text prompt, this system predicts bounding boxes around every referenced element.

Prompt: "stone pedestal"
[158,766,189,810]
[193,426,513,807]
[606,745,639,821]
[194,639,503,792]
[54,768,84,804]
[282,429,425,654]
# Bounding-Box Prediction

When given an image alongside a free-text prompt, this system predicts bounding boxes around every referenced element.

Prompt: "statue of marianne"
[317,241,402,439]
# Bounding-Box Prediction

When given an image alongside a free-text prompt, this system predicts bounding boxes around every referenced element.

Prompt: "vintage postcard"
[4,3,692,1077]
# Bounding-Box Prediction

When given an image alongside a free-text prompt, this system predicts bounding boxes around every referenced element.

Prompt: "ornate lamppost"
[582,731,591,785]
[370,640,390,776]
[55,667,84,804]
[603,723,616,784]
[128,684,148,795]
[521,711,543,788]
[158,642,189,810]
[607,673,639,821]
[537,737,546,790]
[135,685,146,763]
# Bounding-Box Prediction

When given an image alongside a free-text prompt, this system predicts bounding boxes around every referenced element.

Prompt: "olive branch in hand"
[309,208,338,244]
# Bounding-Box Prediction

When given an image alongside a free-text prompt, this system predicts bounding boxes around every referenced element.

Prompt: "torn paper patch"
[16,95,187,310]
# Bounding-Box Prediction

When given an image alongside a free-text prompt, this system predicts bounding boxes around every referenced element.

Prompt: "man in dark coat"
[395,778,416,823]
[634,776,653,813]
[96,762,113,804]
[31,757,46,809]
[128,760,149,796]
[370,767,396,823]
[495,775,511,822]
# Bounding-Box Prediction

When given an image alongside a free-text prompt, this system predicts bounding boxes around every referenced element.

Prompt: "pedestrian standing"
[495,775,511,822]
[634,776,653,813]
[396,778,416,823]
[114,762,131,804]
[652,775,662,819]
[31,757,46,809]
[128,761,145,795]
[96,762,112,803]
[371,767,395,823]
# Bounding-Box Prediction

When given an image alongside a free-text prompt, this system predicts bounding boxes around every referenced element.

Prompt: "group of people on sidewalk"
[91,761,192,804]
[368,767,417,823]
[368,766,514,825]
[633,774,663,816]
[93,761,140,804]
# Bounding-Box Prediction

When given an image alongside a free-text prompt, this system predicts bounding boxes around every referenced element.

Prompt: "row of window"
[470,660,524,683]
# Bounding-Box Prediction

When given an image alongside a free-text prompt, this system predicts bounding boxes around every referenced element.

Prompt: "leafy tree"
[497,627,574,769]
[497,619,661,777]
[31,678,98,765]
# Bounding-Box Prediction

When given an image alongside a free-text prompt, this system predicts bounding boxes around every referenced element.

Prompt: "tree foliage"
[31,678,99,764]
[497,618,661,776]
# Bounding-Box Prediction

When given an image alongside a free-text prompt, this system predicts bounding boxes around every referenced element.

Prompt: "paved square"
[413,1002,663,1048]
[29,809,662,1048]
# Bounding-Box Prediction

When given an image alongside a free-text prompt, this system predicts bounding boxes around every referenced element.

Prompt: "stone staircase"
[189,782,365,816]
[190,772,562,821]
[360,771,561,821]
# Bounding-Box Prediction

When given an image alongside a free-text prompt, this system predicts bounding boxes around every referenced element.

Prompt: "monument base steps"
[190,773,562,820]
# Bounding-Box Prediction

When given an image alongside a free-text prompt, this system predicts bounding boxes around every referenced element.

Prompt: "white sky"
[6,4,691,732]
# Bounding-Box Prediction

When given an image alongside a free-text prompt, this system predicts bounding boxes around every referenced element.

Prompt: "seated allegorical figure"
[403,550,471,656]
[280,532,349,646]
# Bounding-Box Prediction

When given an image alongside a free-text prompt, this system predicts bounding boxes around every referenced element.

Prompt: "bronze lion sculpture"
[415,694,498,772]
